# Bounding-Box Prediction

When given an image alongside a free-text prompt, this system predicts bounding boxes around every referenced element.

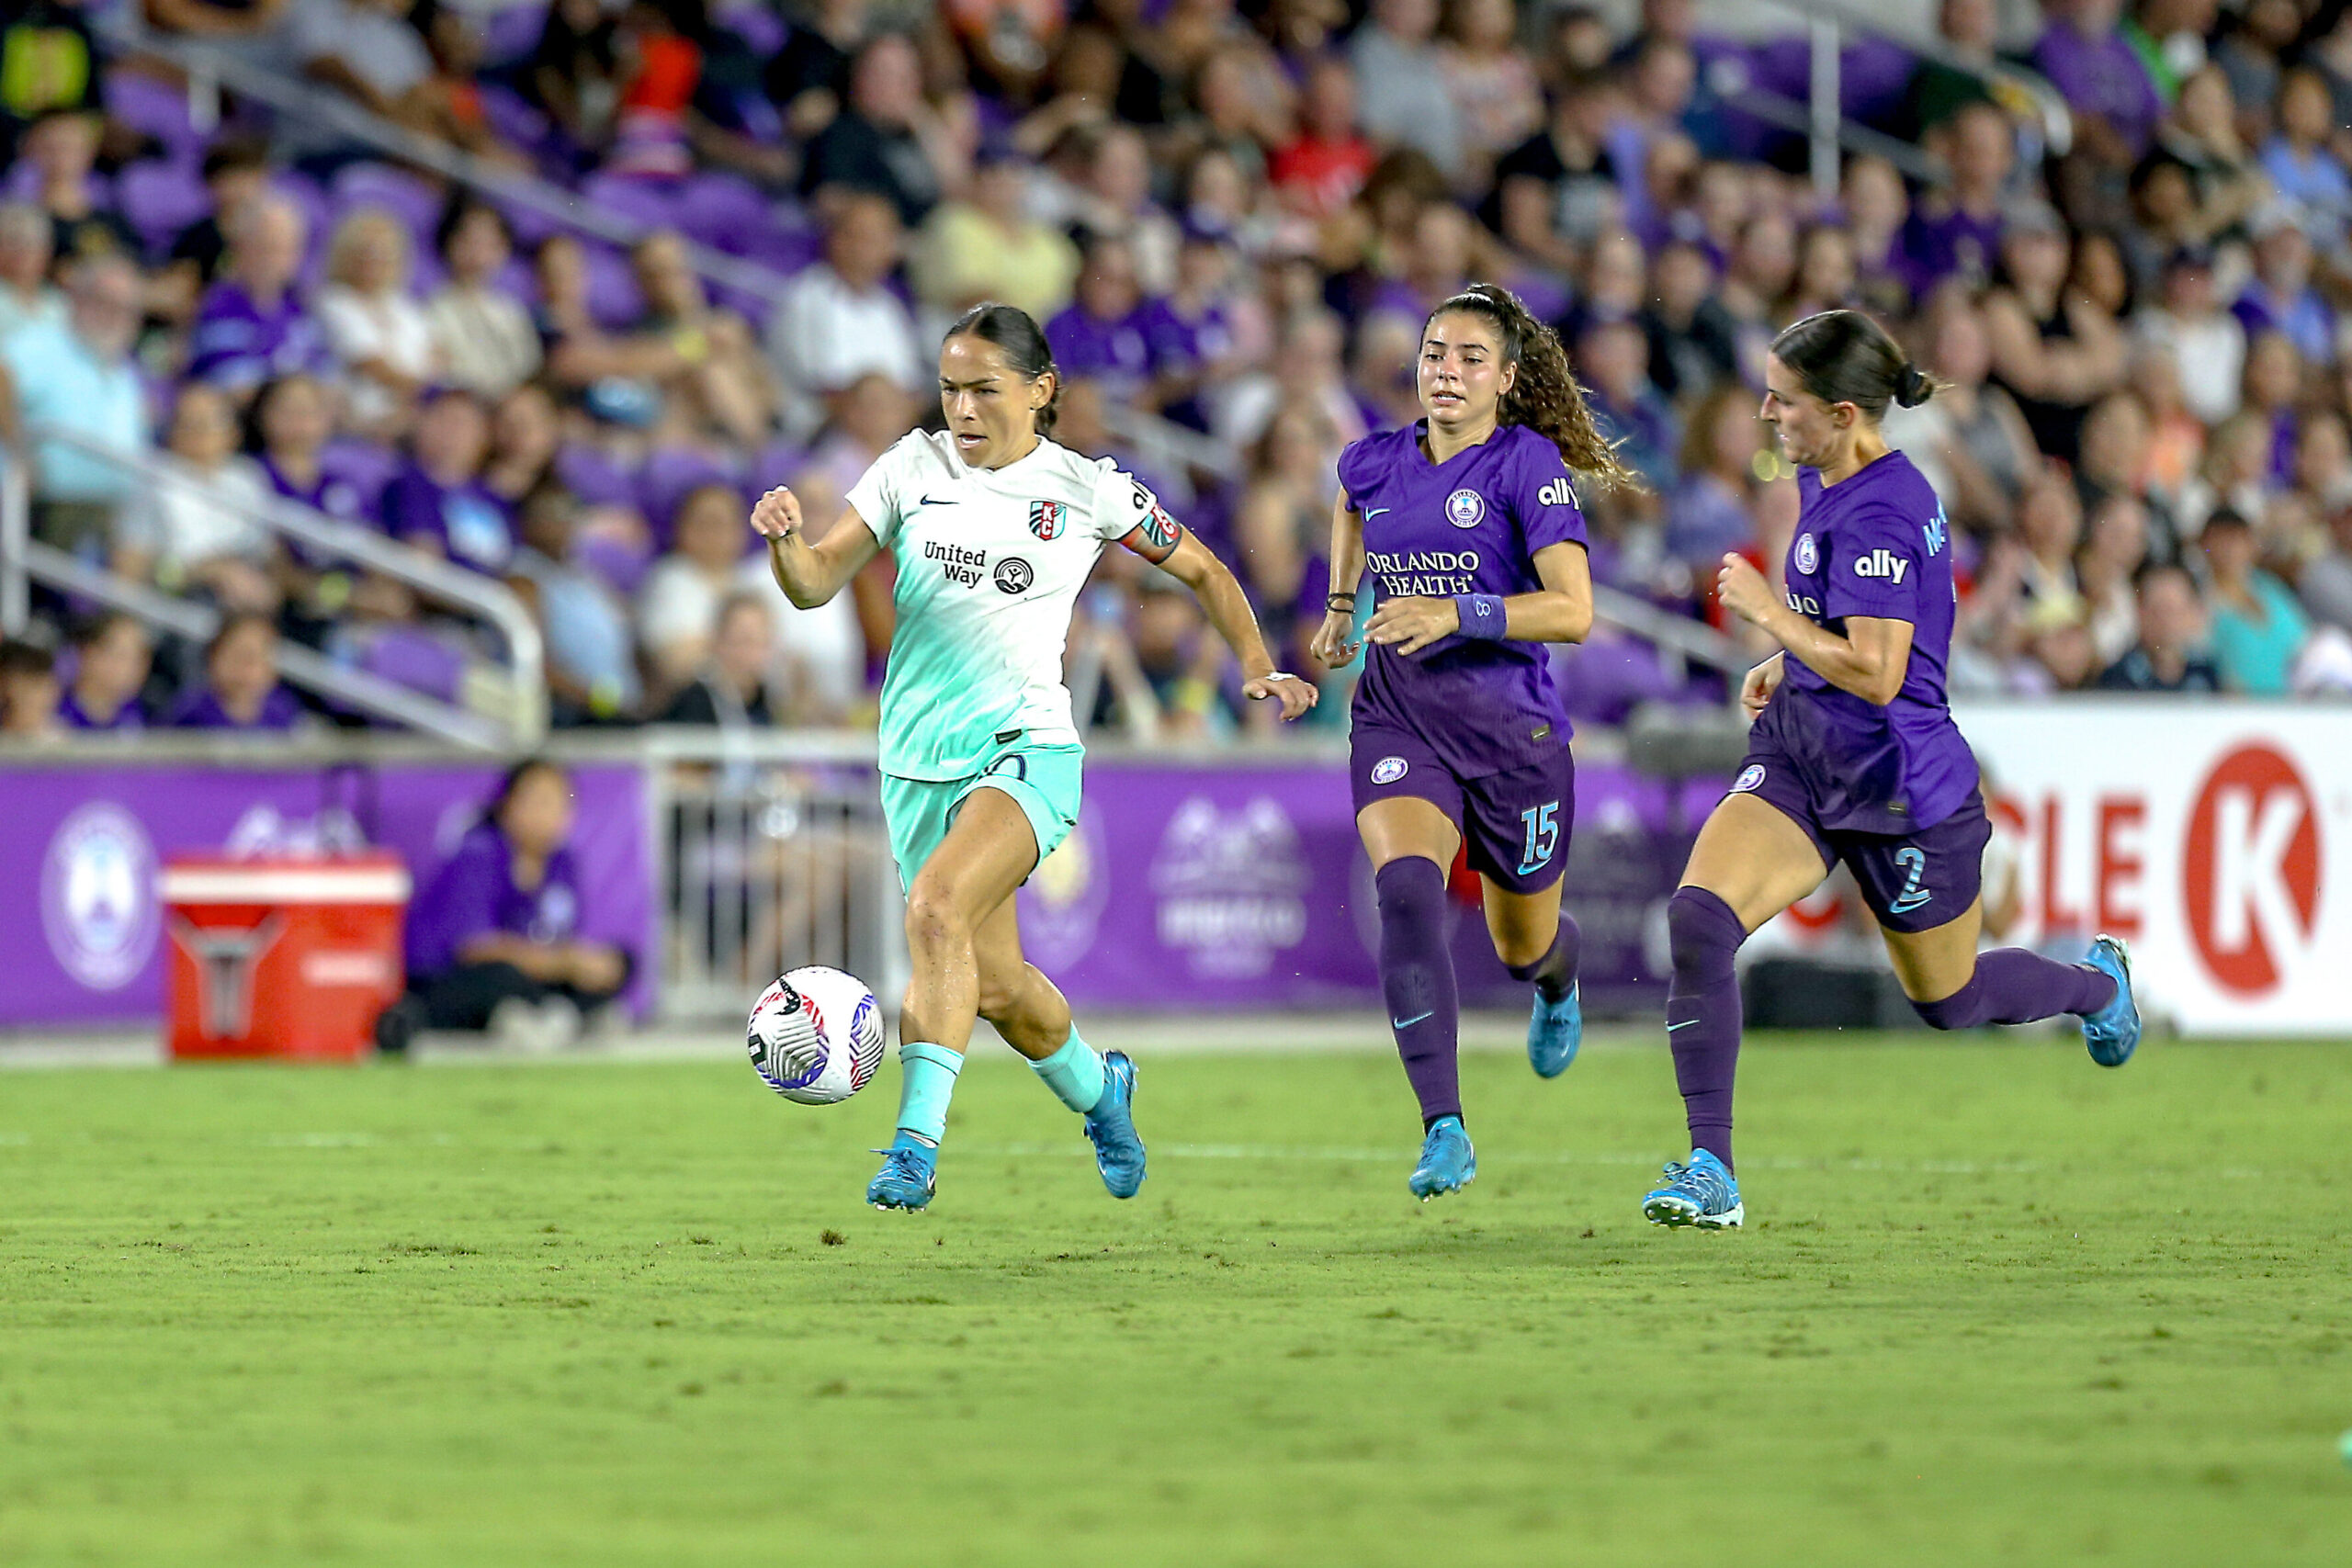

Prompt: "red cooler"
[162,853,412,1061]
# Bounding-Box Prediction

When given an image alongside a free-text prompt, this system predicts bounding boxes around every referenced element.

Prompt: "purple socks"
[1375,857,1462,1127]
[1505,911,1582,1000]
[1665,886,1747,1172]
[1910,948,2118,1029]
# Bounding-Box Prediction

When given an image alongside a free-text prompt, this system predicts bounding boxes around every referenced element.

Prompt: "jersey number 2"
[1888,846,1931,915]
[1517,802,1561,877]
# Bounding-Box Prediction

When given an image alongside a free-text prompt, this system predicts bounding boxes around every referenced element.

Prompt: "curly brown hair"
[1425,283,1643,493]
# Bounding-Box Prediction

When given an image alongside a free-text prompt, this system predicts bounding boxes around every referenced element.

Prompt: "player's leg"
[1645,789,1832,1229]
[865,781,1039,1210]
[970,900,1146,1198]
[1864,795,2138,1064]
[1465,747,1581,1077]
[1359,788,1478,1198]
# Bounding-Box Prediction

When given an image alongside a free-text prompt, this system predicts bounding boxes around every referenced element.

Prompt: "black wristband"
[1326,592,1358,613]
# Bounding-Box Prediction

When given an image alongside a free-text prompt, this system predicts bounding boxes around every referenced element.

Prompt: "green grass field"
[1,1033,2345,1566]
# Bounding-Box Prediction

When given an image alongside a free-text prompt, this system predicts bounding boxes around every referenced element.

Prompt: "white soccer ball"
[747,965,887,1105]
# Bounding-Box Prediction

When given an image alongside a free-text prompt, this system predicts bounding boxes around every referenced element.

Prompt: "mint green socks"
[1029,1031,1108,1116]
[896,1041,963,1146]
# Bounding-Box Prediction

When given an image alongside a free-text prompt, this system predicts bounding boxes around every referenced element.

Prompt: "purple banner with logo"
[2,761,653,1027]
[1020,758,1719,1014]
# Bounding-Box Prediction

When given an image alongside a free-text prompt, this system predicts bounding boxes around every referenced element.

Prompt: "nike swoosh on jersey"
[1362,507,1391,519]
[919,493,958,507]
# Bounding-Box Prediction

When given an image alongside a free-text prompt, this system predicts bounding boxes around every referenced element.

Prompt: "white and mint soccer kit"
[844,429,1181,887]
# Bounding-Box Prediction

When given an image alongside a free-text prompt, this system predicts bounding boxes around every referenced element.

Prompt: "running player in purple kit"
[1308,284,1639,1200]
[1643,310,2142,1231]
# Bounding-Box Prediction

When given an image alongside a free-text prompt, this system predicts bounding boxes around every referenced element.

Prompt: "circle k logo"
[2183,744,2321,995]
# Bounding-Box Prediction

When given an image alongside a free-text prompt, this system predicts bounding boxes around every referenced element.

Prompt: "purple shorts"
[1728,756,1989,934]
[1351,726,1574,895]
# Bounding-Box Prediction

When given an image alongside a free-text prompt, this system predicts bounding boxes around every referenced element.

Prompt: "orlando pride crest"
[1028,500,1066,540]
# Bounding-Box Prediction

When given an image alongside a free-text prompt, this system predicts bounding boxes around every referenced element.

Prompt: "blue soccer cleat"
[1408,1115,1477,1200]
[2081,934,2140,1067]
[866,1134,938,1211]
[1083,1051,1147,1199]
[1527,980,1583,1078]
[1643,1148,1743,1229]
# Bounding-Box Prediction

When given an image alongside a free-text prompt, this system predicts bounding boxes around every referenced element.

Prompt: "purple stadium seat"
[357,626,468,704]
[116,160,212,254]
[320,439,401,519]
[571,530,653,597]
[482,3,551,69]
[579,173,679,235]
[674,172,771,249]
[717,3,787,58]
[477,83,558,170]
[1841,39,1919,124]
[105,72,207,162]
[332,163,445,252]
[582,241,645,329]
[639,446,744,537]
[748,440,809,498]
[1553,634,1679,728]
[554,444,640,510]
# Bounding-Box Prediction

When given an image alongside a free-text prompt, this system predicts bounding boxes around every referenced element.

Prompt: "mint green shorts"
[880,740,1084,893]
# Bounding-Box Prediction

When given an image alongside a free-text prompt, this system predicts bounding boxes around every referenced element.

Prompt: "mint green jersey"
[845,430,1180,780]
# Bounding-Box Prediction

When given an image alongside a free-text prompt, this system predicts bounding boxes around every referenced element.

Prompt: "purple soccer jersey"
[1339,421,1589,778]
[405,822,584,976]
[59,690,143,731]
[1765,449,1975,833]
[165,683,305,732]
[187,282,330,392]
[384,466,514,574]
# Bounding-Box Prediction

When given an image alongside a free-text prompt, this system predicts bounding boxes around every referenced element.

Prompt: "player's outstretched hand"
[1245,671,1319,721]
[1740,651,1784,719]
[1715,553,1775,626]
[750,486,802,542]
[1307,609,1359,668]
[1363,595,1459,656]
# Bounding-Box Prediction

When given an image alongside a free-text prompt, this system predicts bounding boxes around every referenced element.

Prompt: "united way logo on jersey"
[993,556,1035,594]
[1733,763,1767,794]
[1026,500,1067,540]
[1794,533,1818,574]
[1445,489,1486,528]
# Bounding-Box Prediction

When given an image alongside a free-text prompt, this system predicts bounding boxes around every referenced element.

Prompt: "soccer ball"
[747,966,887,1104]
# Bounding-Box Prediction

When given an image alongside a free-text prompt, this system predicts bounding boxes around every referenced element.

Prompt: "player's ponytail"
[1770,309,1947,423]
[1429,284,1642,493]
[944,302,1062,434]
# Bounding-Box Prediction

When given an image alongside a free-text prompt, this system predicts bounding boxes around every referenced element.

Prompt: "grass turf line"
[0,1039,2343,1566]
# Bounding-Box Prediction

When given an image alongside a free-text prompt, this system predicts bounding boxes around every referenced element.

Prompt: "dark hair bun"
[1894,363,1935,409]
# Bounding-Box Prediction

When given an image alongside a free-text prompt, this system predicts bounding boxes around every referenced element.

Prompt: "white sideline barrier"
[1753,702,2352,1036]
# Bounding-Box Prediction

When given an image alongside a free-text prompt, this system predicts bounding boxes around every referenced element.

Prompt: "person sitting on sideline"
[379,758,633,1054]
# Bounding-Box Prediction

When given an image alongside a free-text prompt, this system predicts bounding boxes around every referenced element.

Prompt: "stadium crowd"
[1,0,2350,748]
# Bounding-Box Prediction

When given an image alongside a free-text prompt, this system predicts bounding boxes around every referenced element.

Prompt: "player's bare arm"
[1310,491,1367,669]
[750,487,881,609]
[1739,650,1786,718]
[1365,539,1594,658]
[1715,553,1913,705]
[1154,528,1317,722]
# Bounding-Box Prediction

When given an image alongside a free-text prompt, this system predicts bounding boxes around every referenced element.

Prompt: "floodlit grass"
[0,1036,2344,1566]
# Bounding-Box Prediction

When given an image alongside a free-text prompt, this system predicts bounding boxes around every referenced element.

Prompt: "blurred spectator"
[1046,233,1160,408]
[0,638,62,742]
[2241,331,2302,480]
[1900,101,2015,298]
[532,233,671,423]
[2097,561,2222,691]
[2199,507,2309,694]
[0,201,62,339]
[0,3,104,164]
[114,382,280,613]
[912,147,1080,320]
[1484,68,1617,276]
[1351,0,1464,185]
[58,611,151,731]
[765,191,925,434]
[1066,124,1181,293]
[146,0,298,51]
[2234,212,2335,370]
[506,484,641,726]
[2035,0,2165,220]
[2132,340,2206,501]
[1903,0,2001,137]
[2175,410,2273,538]
[1231,402,1340,646]
[385,758,632,1051]
[1839,154,1913,318]
[797,33,963,227]
[1885,295,2038,536]
[2133,246,2244,428]
[159,140,272,315]
[167,610,306,730]
[1270,54,1375,220]
[19,108,135,271]
[1983,204,2127,463]
[638,480,753,693]
[2299,502,2352,634]
[2297,413,2352,517]
[2079,491,2151,666]
[764,0,876,141]
[2258,67,2351,258]
[482,383,565,511]
[1214,306,1366,453]
[1442,0,1544,186]
[424,200,542,400]
[603,0,705,178]
[1638,238,1736,402]
[188,195,327,399]
[292,0,438,136]
[2017,467,2088,626]
[2151,65,2267,246]
[1576,316,1678,495]
[384,388,511,573]
[1665,386,1763,571]
[252,372,364,525]
[0,253,149,553]
[318,209,439,438]
[656,591,778,727]
[632,229,774,446]
[526,0,624,154]
[1127,575,1240,739]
